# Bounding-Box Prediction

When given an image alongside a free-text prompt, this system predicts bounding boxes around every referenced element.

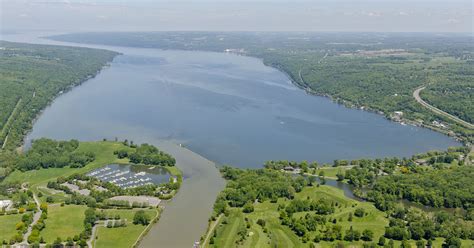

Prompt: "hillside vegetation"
[0,41,117,150]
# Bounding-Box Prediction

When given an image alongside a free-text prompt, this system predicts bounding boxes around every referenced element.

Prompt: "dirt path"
[202,214,223,248]
[87,221,103,248]
[413,86,473,129]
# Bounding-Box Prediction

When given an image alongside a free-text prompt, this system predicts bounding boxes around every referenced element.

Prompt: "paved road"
[413,86,474,130]
[20,186,42,245]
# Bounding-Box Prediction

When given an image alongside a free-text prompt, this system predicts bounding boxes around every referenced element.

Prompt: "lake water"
[2,32,460,247]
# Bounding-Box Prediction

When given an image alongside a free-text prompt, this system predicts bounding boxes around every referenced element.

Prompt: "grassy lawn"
[206,184,474,248]
[94,224,146,248]
[165,166,182,177]
[40,204,88,243]
[205,185,388,248]
[93,209,158,248]
[0,214,22,242]
[315,166,351,179]
[98,208,157,223]
[2,141,130,192]
[210,210,245,248]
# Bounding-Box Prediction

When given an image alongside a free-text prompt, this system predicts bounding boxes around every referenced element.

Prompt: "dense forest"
[368,166,473,210]
[114,143,176,167]
[50,32,474,143]
[0,41,117,150]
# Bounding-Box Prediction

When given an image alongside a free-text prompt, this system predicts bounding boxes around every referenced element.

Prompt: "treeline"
[344,147,468,186]
[16,138,95,171]
[213,166,307,215]
[114,143,176,167]
[382,207,473,243]
[369,166,474,210]
[0,41,118,150]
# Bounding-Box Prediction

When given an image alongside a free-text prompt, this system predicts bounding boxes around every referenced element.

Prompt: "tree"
[443,236,461,248]
[362,229,374,241]
[416,240,425,248]
[52,237,63,248]
[354,208,365,217]
[84,208,97,226]
[400,240,410,248]
[388,239,394,248]
[242,202,254,213]
[133,210,150,225]
[378,236,386,246]
[336,170,345,181]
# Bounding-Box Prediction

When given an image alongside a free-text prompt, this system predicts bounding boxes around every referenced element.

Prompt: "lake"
[3,32,460,247]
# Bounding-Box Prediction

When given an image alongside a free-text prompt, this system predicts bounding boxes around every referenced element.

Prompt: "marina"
[86,164,171,189]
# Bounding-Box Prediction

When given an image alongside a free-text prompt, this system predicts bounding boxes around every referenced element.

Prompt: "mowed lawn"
[0,214,22,242]
[207,185,387,248]
[41,204,88,243]
[93,209,158,248]
[2,141,131,190]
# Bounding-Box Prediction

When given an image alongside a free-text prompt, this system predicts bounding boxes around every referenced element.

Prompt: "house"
[283,166,294,171]
[415,159,428,166]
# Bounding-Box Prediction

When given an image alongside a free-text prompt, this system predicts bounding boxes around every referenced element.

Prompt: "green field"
[2,141,130,192]
[207,185,388,248]
[206,184,473,248]
[41,204,88,243]
[93,209,159,248]
[0,214,22,242]
[316,166,351,180]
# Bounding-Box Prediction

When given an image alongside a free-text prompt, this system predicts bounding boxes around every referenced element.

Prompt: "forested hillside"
[49,32,474,143]
[0,41,118,150]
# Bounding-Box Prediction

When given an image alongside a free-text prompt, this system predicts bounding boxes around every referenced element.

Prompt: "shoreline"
[19,61,117,152]
[268,62,466,144]
[43,34,466,145]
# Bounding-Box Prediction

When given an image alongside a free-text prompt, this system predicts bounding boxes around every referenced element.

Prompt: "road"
[202,214,223,248]
[413,86,474,129]
[87,221,104,248]
[20,185,42,245]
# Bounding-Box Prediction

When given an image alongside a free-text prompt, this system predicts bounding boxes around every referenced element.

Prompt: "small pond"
[86,164,171,189]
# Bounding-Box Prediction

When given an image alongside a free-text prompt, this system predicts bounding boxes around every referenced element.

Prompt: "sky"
[0,0,472,33]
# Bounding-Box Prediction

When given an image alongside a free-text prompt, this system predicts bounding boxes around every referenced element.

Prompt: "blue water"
[22,47,459,168]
